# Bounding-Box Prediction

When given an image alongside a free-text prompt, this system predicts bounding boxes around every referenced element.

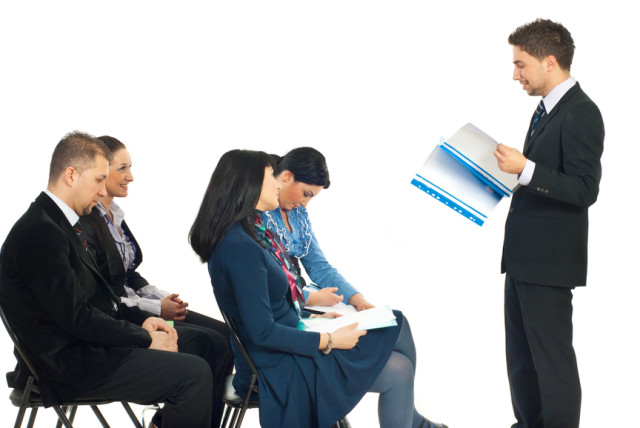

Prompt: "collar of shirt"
[44,189,79,227]
[96,200,126,229]
[542,76,576,113]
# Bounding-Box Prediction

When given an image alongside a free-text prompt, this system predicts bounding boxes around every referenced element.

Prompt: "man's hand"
[143,317,179,352]
[149,331,178,352]
[161,293,188,321]
[348,293,375,312]
[306,287,344,307]
[142,317,178,342]
[494,143,527,174]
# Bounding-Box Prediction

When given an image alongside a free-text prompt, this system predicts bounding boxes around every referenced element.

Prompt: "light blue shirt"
[261,206,360,302]
[44,190,78,227]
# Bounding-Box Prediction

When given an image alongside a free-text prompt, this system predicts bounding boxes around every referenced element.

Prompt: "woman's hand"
[306,287,344,307]
[328,322,367,350]
[319,312,341,319]
[161,293,189,321]
[348,293,375,311]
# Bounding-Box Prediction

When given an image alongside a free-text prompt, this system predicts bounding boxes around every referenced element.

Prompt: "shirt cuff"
[518,159,536,186]
[137,284,171,299]
[120,296,162,316]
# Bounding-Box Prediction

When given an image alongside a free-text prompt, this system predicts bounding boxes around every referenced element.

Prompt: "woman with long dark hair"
[190,149,446,428]
[263,147,374,311]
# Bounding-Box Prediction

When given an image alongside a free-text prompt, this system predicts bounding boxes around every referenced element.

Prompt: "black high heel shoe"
[419,417,448,428]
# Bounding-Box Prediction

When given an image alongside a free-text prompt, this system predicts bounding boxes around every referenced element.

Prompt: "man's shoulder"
[562,83,599,110]
[1,199,68,264]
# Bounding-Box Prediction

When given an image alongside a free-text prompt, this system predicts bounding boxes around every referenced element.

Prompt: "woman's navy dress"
[209,222,401,428]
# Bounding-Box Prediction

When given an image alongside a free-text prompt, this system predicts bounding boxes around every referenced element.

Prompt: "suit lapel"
[35,193,122,304]
[121,220,143,269]
[523,83,582,155]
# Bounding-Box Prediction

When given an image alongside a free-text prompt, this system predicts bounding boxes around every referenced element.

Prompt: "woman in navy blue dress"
[189,150,446,428]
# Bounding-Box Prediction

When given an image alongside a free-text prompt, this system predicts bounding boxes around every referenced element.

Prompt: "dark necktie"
[530,100,546,136]
[72,220,87,249]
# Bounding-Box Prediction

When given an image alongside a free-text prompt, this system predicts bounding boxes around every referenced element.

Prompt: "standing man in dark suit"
[494,19,605,428]
[0,132,215,427]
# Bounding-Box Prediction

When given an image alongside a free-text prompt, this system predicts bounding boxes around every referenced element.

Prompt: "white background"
[0,1,637,427]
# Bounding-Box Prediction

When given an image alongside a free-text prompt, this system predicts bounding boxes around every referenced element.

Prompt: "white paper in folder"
[411,123,515,226]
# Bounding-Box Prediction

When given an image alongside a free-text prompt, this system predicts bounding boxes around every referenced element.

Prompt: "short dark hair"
[97,135,127,154]
[508,18,575,70]
[189,149,278,263]
[48,131,111,183]
[272,147,331,189]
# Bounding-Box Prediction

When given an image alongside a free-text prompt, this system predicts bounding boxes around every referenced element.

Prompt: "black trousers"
[176,311,234,427]
[504,275,581,428]
[79,326,219,428]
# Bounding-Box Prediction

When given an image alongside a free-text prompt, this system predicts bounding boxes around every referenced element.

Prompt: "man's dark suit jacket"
[82,209,149,297]
[501,82,605,287]
[0,193,153,405]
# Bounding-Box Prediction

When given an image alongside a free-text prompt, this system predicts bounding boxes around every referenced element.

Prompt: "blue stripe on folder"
[411,177,486,226]
[440,143,512,197]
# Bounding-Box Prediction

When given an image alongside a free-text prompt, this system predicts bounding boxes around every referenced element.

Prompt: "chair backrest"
[0,301,40,384]
[220,311,259,381]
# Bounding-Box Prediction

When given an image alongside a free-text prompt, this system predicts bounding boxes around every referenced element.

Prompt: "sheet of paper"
[412,144,503,225]
[442,123,519,196]
[299,305,397,333]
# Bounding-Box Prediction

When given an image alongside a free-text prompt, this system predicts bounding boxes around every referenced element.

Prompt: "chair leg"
[338,417,351,428]
[120,402,143,428]
[26,408,38,428]
[67,406,78,423]
[235,405,249,428]
[90,405,110,428]
[14,407,27,428]
[142,404,161,428]
[52,406,73,428]
[229,408,240,428]
[16,377,36,428]
[220,405,232,428]
[55,406,71,428]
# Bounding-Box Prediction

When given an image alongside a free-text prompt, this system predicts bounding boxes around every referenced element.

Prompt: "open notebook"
[411,123,518,226]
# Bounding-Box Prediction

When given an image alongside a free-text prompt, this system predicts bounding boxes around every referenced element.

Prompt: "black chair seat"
[9,388,112,407]
[222,374,259,407]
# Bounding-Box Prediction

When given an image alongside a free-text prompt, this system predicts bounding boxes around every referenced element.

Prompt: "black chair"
[220,311,260,428]
[0,303,143,428]
[220,311,351,428]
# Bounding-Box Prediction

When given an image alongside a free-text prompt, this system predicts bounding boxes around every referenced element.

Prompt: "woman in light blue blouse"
[262,147,375,311]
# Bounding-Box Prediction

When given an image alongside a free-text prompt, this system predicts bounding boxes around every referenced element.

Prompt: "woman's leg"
[369,315,423,428]
[369,350,423,428]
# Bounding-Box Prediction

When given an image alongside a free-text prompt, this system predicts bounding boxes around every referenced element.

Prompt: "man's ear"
[544,54,558,72]
[61,166,77,187]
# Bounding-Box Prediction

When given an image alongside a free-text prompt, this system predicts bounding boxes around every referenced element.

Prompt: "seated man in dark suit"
[0,131,217,428]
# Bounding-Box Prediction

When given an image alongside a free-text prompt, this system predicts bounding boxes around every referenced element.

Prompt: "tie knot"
[536,100,545,115]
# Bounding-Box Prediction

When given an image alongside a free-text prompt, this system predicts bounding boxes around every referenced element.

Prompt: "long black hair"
[189,149,277,263]
[272,147,331,189]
